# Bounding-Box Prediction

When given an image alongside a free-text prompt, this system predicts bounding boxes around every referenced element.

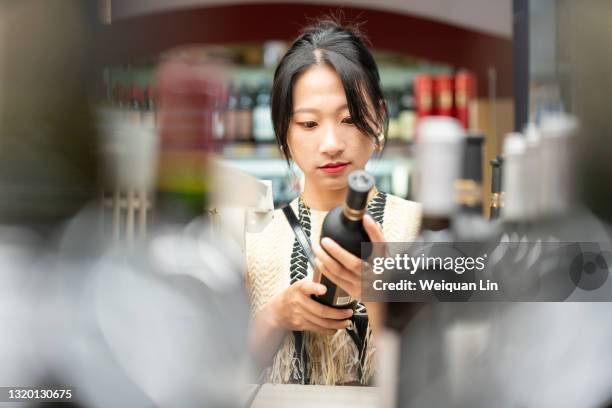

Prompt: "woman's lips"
[319,163,349,174]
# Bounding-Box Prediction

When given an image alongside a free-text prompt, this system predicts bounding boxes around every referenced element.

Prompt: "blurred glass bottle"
[523,123,541,222]
[154,50,228,225]
[224,84,240,142]
[538,114,578,227]
[454,71,477,131]
[453,135,496,241]
[379,117,464,408]
[236,84,253,141]
[386,89,401,140]
[252,84,275,142]
[398,82,416,142]
[434,74,454,117]
[501,133,529,241]
[489,156,503,220]
[455,135,484,215]
[414,74,433,138]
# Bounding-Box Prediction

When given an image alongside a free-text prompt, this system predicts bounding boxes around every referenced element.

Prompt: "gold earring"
[377,132,385,151]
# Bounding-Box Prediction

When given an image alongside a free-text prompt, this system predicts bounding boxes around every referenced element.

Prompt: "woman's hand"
[312,214,385,302]
[268,280,354,336]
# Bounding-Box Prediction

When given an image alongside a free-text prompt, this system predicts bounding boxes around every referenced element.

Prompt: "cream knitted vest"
[246,193,421,385]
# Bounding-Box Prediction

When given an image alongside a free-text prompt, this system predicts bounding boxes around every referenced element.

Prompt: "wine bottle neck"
[342,204,366,222]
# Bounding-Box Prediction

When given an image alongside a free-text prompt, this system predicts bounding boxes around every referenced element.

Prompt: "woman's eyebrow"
[293,104,348,114]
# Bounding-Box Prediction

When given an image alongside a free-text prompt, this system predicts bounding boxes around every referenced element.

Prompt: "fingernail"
[318,285,327,295]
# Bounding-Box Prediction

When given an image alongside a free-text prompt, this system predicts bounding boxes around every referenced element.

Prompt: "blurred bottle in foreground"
[153,47,229,225]
[379,117,465,408]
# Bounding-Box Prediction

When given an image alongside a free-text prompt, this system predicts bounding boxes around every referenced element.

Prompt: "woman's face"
[287,64,376,192]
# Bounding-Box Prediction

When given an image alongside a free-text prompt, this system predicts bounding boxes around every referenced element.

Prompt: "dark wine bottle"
[314,170,375,309]
[490,156,502,220]
[456,134,484,215]
[453,134,498,241]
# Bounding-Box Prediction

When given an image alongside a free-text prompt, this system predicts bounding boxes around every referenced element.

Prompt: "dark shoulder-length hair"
[271,16,388,162]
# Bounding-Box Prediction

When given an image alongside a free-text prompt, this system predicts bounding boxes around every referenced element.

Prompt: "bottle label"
[335,295,352,306]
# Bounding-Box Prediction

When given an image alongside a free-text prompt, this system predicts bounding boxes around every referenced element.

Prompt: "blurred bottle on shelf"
[523,122,541,221]
[154,50,228,224]
[398,82,416,142]
[212,93,226,142]
[112,84,127,108]
[128,84,144,123]
[236,84,253,141]
[455,135,484,215]
[386,89,401,140]
[131,85,144,111]
[141,84,156,127]
[489,155,503,220]
[454,70,476,130]
[434,74,454,117]
[501,132,529,241]
[414,74,433,136]
[416,117,465,235]
[538,114,577,221]
[252,84,275,142]
[144,84,156,111]
[224,84,240,142]
[453,135,496,241]
[379,117,465,408]
[514,114,578,247]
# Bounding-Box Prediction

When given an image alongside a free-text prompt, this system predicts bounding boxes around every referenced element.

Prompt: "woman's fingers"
[363,214,385,243]
[302,311,352,331]
[315,240,361,278]
[301,295,353,320]
[314,257,360,301]
[297,280,328,296]
[363,214,388,260]
[308,326,337,336]
[314,256,354,293]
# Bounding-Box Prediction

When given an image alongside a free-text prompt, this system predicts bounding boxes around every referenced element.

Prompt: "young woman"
[246,17,421,385]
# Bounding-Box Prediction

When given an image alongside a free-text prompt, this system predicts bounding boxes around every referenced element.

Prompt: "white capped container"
[539,113,578,217]
[415,117,466,217]
[524,122,542,219]
[502,132,528,222]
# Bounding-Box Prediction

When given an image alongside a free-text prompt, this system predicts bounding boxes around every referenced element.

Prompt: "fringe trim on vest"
[262,323,376,385]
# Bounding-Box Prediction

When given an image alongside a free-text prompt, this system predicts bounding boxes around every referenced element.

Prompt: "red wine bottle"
[314,170,375,309]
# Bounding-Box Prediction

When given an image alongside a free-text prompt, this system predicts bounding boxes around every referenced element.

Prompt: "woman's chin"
[317,176,349,191]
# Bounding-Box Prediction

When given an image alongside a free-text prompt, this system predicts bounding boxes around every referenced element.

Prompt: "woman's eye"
[299,121,317,129]
[341,117,354,125]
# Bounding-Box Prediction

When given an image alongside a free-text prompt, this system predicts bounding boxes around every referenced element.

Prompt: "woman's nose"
[319,124,344,156]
